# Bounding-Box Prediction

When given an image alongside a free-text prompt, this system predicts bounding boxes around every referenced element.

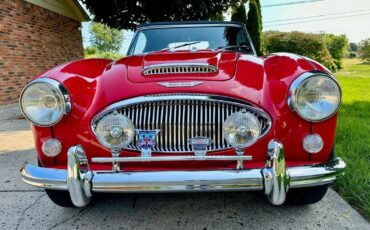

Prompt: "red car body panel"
[32,51,337,171]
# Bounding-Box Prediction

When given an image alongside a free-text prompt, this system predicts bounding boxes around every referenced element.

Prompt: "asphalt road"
[0,103,369,230]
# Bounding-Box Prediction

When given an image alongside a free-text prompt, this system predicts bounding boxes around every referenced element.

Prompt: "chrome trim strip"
[92,155,253,163]
[158,81,203,88]
[288,71,342,122]
[19,77,71,127]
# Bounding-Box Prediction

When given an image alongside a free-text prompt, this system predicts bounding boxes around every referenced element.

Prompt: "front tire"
[287,184,330,205]
[38,159,75,207]
[287,148,335,205]
[45,189,75,207]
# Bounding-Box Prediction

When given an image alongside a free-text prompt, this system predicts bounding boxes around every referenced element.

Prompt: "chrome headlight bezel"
[19,78,71,127]
[288,72,342,122]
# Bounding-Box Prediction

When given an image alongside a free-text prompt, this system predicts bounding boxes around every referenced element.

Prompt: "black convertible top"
[137,21,245,30]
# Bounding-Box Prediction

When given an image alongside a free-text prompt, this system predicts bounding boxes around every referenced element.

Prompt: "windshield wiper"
[216,45,252,52]
[161,41,202,51]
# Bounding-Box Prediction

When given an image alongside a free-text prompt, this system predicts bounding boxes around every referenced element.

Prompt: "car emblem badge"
[137,130,160,157]
[158,81,203,88]
[188,136,213,156]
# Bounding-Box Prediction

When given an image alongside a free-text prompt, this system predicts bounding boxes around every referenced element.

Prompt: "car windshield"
[128,26,254,55]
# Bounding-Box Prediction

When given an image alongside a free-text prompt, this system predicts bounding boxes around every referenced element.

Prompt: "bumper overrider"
[20,140,345,207]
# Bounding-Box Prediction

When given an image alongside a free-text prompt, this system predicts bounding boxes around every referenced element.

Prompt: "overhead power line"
[264,9,370,24]
[264,12,370,27]
[262,0,324,8]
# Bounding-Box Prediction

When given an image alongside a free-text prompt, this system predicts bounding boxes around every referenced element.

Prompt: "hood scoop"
[143,63,218,76]
[126,51,238,83]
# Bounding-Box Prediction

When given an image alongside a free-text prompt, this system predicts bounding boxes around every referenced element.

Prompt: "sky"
[81,0,370,55]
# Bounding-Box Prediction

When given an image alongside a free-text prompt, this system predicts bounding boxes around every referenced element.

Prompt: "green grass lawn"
[333,59,370,218]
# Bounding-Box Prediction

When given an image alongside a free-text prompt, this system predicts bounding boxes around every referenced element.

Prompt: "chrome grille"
[143,63,217,75]
[92,94,271,153]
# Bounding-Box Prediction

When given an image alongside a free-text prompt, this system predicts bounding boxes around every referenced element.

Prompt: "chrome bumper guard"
[20,140,345,207]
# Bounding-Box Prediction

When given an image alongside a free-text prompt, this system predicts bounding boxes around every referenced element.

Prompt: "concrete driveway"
[0,104,368,230]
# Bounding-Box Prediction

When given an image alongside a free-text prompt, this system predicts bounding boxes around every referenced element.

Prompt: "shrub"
[84,46,122,60]
[324,34,349,70]
[264,31,336,71]
[358,38,370,63]
[348,52,357,59]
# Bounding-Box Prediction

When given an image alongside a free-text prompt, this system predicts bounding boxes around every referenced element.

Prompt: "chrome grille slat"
[95,95,271,153]
[168,102,172,151]
[217,102,222,149]
[159,103,165,152]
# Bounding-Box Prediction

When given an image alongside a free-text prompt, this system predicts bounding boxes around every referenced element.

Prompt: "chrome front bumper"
[20,140,345,207]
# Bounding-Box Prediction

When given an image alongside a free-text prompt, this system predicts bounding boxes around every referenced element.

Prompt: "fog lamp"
[41,138,62,157]
[303,134,323,154]
[223,110,261,151]
[94,112,135,150]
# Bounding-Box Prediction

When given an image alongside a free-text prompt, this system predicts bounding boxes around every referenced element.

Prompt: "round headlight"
[290,73,341,122]
[94,112,135,150]
[20,78,70,126]
[223,110,261,149]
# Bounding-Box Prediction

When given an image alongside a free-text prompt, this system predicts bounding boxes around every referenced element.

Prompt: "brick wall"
[0,0,84,105]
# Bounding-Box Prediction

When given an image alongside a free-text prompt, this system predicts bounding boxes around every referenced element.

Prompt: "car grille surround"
[92,94,272,153]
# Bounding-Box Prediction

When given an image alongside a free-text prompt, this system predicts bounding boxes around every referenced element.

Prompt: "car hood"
[125,51,238,83]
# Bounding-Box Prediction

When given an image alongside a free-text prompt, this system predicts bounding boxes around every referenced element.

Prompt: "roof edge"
[68,0,90,22]
[25,0,89,22]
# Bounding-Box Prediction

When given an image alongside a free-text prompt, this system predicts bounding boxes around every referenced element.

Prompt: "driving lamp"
[95,112,135,150]
[289,73,341,122]
[20,78,70,126]
[223,110,261,151]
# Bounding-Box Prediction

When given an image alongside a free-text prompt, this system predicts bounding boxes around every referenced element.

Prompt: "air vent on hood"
[143,63,218,75]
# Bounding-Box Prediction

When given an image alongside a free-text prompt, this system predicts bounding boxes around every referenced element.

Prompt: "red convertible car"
[20,21,345,207]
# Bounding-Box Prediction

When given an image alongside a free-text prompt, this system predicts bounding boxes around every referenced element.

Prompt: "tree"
[84,22,123,59]
[82,0,239,30]
[359,39,370,63]
[247,0,263,56]
[349,42,358,52]
[231,1,247,25]
[89,22,123,53]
